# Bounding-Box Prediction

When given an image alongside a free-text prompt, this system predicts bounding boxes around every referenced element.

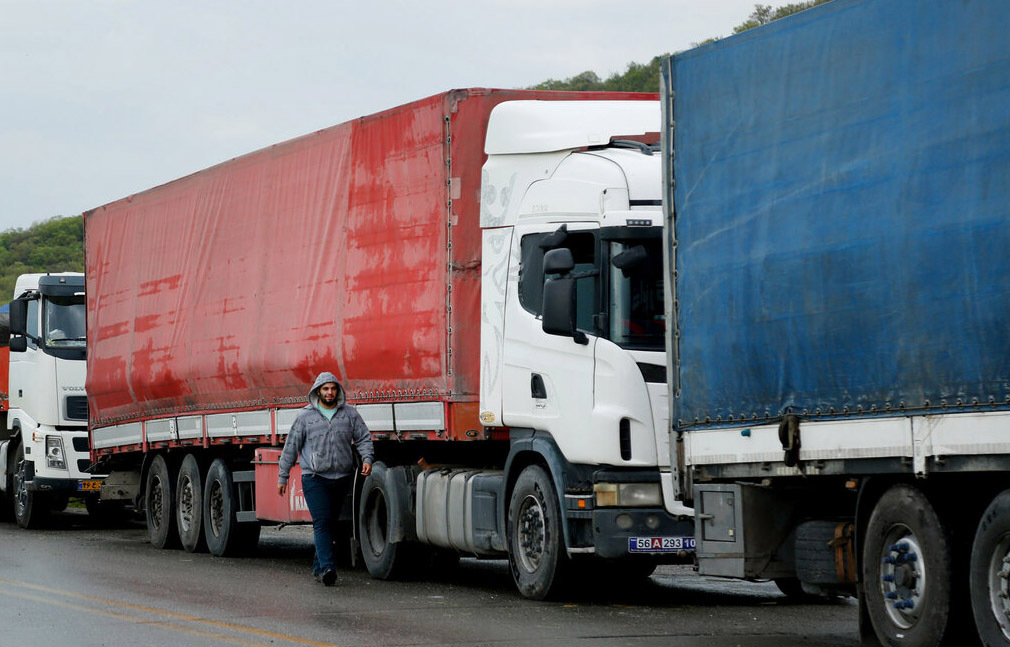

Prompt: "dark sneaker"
[321,569,337,587]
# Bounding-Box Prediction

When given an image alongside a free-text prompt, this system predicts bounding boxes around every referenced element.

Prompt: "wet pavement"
[0,508,858,646]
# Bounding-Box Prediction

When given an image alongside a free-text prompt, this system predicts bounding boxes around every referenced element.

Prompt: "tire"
[203,458,259,556]
[862,484,952,647]
[176,454,206,553]
[507,464,569,600]
[13,443,48,529]
[795,520,849,585]
[0,489,10,522]
[359,462,411,580]
[775,577,807,599]
[145,454,178,549]
[970,489,1010,646]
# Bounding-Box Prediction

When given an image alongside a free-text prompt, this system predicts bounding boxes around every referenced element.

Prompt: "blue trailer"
[661,0,1010,644]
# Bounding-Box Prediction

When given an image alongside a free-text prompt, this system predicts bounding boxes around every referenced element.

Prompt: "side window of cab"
[26,298,39,349]
[518,231,598,332]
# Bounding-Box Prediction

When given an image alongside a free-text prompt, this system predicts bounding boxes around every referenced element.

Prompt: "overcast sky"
[1,0,761,232]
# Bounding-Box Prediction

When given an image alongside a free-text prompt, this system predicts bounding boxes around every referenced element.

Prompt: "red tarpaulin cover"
[84,88,655,428]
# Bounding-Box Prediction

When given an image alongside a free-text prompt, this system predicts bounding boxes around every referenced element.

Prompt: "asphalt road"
[0,508,859,647]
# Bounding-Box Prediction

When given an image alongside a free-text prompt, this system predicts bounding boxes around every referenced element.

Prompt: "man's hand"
[277,482,286,496]
[361,462,372,477]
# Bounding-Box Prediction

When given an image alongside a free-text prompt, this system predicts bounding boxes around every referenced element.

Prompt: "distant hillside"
[0,215,84,301]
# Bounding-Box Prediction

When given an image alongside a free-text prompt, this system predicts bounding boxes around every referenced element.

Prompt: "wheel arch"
[502,430,584,553]
[4,421,24,490]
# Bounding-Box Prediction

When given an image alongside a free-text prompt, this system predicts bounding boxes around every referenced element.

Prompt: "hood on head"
[308,371,345,408]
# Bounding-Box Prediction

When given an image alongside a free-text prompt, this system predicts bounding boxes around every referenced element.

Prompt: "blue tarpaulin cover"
[664,0,1010,428]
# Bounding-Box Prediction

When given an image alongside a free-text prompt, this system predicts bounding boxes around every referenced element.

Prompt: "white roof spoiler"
[484,100,659,155]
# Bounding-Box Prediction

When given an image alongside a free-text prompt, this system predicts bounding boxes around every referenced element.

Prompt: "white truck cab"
[1,273,93,528]
[477,101,693,598]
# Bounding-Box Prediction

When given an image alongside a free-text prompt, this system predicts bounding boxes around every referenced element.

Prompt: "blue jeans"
[300,474,351,574]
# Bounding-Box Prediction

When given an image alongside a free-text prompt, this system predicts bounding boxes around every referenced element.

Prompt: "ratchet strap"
[829,521,857,583]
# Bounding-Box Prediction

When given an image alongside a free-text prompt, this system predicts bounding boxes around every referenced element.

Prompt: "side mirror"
[542,277,588,345]
[611,245,648,277]
[543,248,575,275]
[9,336,26,353]
[9,298,27,336]
[539,224,569,250]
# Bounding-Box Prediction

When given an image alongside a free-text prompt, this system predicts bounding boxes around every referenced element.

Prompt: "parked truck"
[0,273,96,527]
[660,0,1010,644]
[84,88,694,599]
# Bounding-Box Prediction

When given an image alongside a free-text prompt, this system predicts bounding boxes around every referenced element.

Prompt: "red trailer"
[84,88,659,557]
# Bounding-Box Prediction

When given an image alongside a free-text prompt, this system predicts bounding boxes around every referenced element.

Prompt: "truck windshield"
[44,296,86,349]
[608,238,665,350]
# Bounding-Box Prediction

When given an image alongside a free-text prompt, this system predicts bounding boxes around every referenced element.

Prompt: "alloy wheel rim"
[14,459,27,517]
[178,476,194,533]
[878,525,926,629]
[208,480,224,538]
[149,475,164,530]
[516,494,546,573]
[986,531,1010,639]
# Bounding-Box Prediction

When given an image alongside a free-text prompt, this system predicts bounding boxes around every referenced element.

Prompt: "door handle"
[531,374,547,399]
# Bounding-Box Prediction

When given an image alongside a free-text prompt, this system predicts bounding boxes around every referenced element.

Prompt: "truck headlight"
[46,436,67,470]
[594,482,663,507]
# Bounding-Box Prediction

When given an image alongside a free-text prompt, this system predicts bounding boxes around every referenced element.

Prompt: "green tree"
[0,215,84,301]
[733,1,833,33]
[529,1,833,92]
[532,70,605,91]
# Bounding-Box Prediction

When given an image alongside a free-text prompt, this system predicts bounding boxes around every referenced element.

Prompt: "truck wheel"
[145,454,178,549]
[203,458,258,556]
[862,484,952,647]
[507,464,569,600]
[13,444,48,529]
[176,454,206,553]
[970,489,1010,645]
[359,462,409,579]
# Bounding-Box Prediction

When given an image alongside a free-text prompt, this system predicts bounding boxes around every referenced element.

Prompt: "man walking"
[277,371,373,586]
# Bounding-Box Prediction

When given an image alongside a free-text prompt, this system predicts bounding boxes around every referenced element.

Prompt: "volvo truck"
[0,273,95,528]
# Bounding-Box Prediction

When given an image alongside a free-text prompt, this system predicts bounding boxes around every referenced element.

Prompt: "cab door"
[501,223,602,464]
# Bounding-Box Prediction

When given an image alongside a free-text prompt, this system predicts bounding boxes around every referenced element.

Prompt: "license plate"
[628,536,696,553]
[77,480,102,492]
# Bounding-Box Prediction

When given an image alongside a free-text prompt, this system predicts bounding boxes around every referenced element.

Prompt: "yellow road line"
[3,590,272,647]
[0,577,342,647]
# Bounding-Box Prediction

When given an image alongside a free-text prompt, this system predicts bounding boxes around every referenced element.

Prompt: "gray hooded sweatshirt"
[278,372,374,484]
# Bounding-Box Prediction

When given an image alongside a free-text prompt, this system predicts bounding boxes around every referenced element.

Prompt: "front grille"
[66,396,88,421]
[78,459,92,473]
[72,436,89,452]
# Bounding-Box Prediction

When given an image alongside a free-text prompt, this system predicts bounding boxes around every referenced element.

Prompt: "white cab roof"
[484,100,659,155]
